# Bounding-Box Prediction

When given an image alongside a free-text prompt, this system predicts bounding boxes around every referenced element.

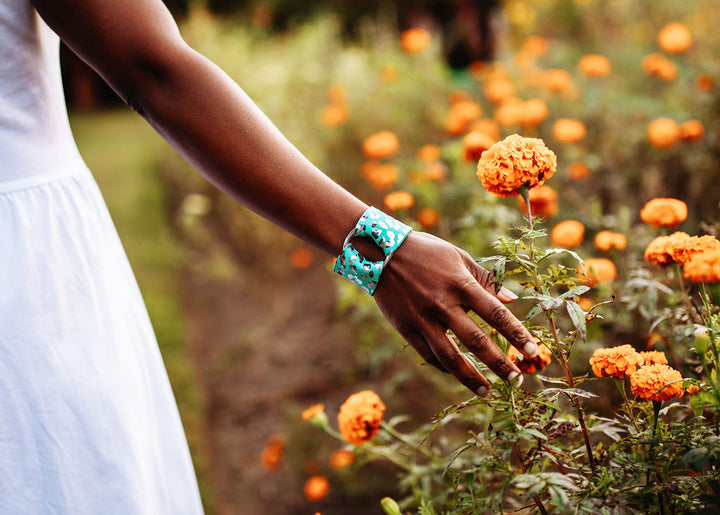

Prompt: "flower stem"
[614,377,640,434]
[380,421,435,461]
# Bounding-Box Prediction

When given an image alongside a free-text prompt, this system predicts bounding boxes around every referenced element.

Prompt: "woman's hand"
[374,231,538,395]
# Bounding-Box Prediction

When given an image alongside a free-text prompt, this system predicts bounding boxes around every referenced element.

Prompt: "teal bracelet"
[333,207,413,295]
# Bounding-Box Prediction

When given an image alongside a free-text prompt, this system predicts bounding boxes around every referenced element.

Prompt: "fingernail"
[499,286,518,301]
[523,340,539,358]
[475,385,489,397]
[508,371,524,387]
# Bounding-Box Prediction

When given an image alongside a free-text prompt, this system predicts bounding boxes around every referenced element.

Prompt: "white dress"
[0,1,204,513]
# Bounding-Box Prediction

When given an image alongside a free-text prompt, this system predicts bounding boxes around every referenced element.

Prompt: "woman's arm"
[31,0,538,394]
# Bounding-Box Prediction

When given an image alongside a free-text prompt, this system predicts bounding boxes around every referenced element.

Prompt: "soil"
[181,244,403,515]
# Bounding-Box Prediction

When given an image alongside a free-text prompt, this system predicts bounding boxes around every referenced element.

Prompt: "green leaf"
[566,300,587,341]
[493,256,507,293]
[558,285,591,300]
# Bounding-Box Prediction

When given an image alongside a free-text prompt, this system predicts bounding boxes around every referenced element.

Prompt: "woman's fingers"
[448,307,522,385]
[423,326,492,396]
[398,328,447,373]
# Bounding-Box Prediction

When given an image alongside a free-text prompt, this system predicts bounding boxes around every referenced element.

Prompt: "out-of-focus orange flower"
[578,54,611,77]
[577,297,594,312]
[641,53,678,81]
[508,343,552,375]
[686,383,701,395]
[550,220,585,248]
[400,27,431,54]
[630,364,684,401]
[379,66,399,83]
[290,248,314,269]
[696,74,714,91]
[484,78,516,105]
[494,98,524,128]
[657,22,692,54]
[260,435,285,471]
[552,118,586,144]
[337,390,386,446]
[520,98,549,129]
[321,104,348,127]
[639,351,669,366]
[475,134,557,198]
[683,248,720,283]
[445,100,483,136]
[425,162,447,182]
[462,130,496,161]
[517,184,558,218]
[680,120,705,141]
[568,161,590,180]
[448,89,471,104]
[469,118,501,141]
[647,117,681,148]
[329,449,355,470]
[594,230,627,252]
[590,345,644,379]
[543,69,574,94]
[383,191,415,211]
[579,258,617,286]
[363,163,399,191]
[302,404,325,421]
[640,198,687,228]
[304,475,330,502]
[417,208,440,228]
[646,332,664,350]
[521,35,549,58]
[362,131,399,159]
[417,144,441,163]
[327,84,347,104]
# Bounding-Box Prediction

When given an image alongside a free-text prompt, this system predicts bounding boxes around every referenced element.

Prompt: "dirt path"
[181,249,399,514]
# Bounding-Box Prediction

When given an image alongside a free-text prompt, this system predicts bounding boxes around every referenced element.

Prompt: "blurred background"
[64,0,719,513]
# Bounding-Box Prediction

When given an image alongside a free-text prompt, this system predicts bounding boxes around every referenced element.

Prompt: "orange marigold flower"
[327,84,347,104]
[578,54,611,77]
[696,74,714,91]
[517,184,558,218]
[577,297,594,312]
[644,232,690,266]
[337,390,386,446]
[630,364,684,401]
[417,144,441,163]
[475,134,557,198]
[260,435,285,471]
[417,207,440,229]
[680,120,705,141]
[647,118,681,148]
[590,345,644,379]
[520,98,549,129]
[508,343,552,375]
[383,191,415,211]
[552,118,586,144]
[579,258,617,286]
[469,118,501,141]
[425,161,447,182]
[463,130,496,161]
[683,248,720,283]
[686,383,701,395]
[594,230,628,252]
[484,78,516,105]
[640,198,687,228]
[639,351,669,366]
[329,449,355,470]
[362,131,399,159]
[569,161,590,180]
[445,100,483,136]
[290,248,314,269]
[641,53,678,81]
[494,98,524,128]
[520,35,549,58]
[400,27,431,54]
[379,65,399,83]
[550,220,585,248]
[657,22,692,54]
[302,404,325,421]
[544,69,573,94]
[304,475,330,502]
[321,104,348,127]
[363,163,399,191]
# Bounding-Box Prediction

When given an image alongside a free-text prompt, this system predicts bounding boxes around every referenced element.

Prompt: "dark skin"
[31,0,539,395]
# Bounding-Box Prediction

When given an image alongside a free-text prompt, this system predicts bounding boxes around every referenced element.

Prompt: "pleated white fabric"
[0,1,204,513]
